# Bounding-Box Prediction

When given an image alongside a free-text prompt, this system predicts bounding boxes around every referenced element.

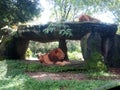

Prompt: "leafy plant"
[0,0,41,28]
[25,48,33,59]
[85,52,107,72]
[68,51,83,60]
[43,23,72,37]
[116,25,120,35]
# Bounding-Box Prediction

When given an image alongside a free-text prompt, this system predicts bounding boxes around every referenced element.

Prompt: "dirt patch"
[26,60,86,81]
[26,72,86,81]
[109,68,120,75]
[25,60,120,81]
[26,68,120,81]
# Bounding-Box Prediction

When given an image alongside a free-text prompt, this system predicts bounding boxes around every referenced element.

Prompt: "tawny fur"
[37,48,70,66]
[79,14,100,22]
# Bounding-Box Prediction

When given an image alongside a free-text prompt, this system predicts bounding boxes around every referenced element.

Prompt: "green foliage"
[47,0,102,21]
[116,25,120,35]
[28,41,59,54]
[67,40,81,52]
[0,75,113,90]
[43,23,72,37]
[29,80,113,90]
[47,0,74,21]
[0,0,42,28]
[25,48,33,58]
[68,51,83,60]
[107,0,120,23]
[47,0,120,23]
[3,60,80,73]
[85,52,107,72]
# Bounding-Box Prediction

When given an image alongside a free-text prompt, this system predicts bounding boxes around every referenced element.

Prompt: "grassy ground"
[0,60,120,90]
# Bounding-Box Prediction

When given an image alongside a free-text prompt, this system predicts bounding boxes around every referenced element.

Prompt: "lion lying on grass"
[37,48,70,66]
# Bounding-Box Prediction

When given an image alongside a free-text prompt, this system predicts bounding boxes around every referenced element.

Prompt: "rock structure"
[0,22,119,67]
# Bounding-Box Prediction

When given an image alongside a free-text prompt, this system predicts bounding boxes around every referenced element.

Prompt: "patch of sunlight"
[116,25,120,35]
[97,71,119,77]
[0,77,25,89]
[103,73,119,77]
[0,60,7,79]
[26,57,39,61]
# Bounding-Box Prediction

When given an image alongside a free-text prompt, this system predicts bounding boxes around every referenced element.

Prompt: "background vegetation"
[47,0,120,23]
[0,0,42,28]
[28,40,82,60]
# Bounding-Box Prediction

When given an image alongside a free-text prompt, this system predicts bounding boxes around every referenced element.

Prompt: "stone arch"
[0,22,118,67]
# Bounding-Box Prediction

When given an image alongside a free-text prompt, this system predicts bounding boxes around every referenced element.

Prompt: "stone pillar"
[101,37,115,67]
[81,33,90,60]
[16,38,29,59]
[81,32,107,71]
[81,32,102,60]
[59,39,68,60]
[0,35,29,60]
[110,35,120,67]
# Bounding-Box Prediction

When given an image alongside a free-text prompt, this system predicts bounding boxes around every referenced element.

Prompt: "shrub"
[28,41,59,54]
[25,48,32,59]
[85,52,107,72]
[68,51,83,60]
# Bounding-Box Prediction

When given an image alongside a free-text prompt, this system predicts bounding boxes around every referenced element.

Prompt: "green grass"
[0,76,113,90]
[0,60,120,90]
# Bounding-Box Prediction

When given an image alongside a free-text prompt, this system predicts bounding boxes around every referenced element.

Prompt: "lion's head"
[49,48,65,62]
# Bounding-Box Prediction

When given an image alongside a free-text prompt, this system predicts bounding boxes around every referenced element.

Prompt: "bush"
[68,51,83,60]
[25,48,32,59]
[116,25,120,35]
[28,41,59,54]
[85,52,107,72]
[67,40,81,52]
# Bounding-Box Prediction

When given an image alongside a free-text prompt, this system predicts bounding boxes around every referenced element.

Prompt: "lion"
[37,48,70,66]
[79,14,100,22]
